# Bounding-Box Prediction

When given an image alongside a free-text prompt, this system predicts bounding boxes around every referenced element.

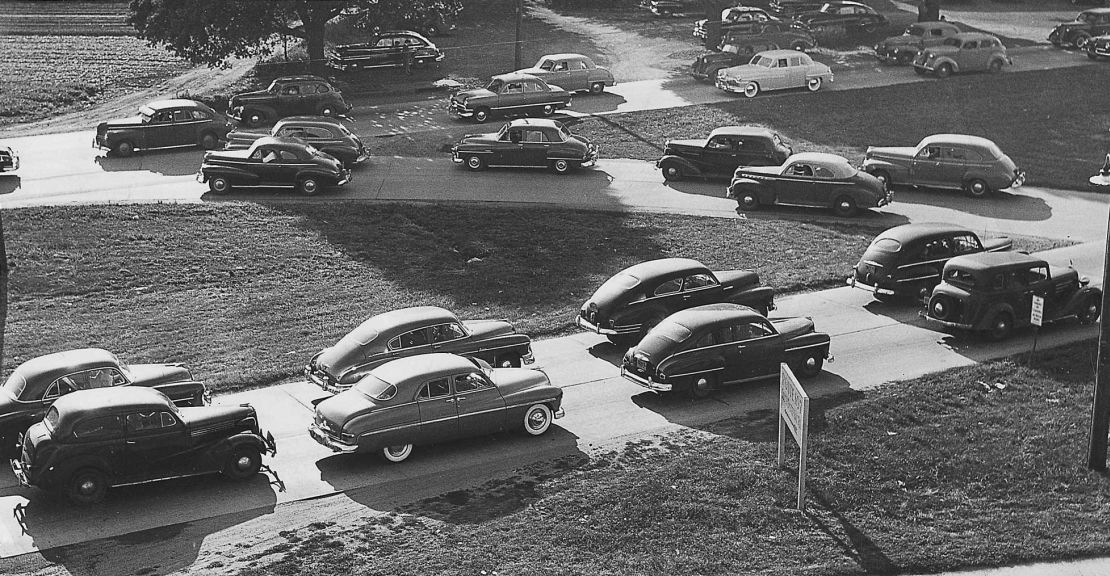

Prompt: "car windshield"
[555,124,572,142]
[486,79,503,91]
[1079,13,1097,23]
[2,372,26,400]
[44,406,60,434]
[870,237,902,253]
[905,26,924,36]
[353,374,398,401]
[750,55,775,67]
[266,80,282,94]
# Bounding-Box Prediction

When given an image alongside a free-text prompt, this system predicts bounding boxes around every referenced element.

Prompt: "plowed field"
[1,1,133,35]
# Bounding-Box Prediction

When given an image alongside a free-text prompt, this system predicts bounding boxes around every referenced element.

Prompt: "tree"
[128,0,460,72]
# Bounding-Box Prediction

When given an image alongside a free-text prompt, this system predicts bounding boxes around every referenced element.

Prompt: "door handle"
[444,398,455,403]
[126,440,137,445]
[456,396,466,401]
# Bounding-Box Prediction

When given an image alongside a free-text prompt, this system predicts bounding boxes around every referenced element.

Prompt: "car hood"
[738,165,781,177]
[456,132,502,146]
[101,116,145,129]
[922,45,958,57]
[128,363,192,387]
[719,64,771,80]
[456,88,497,101]
[1053,22,1087,32]
[866,146,916,161]
[225,129,270,145]
[771,317,815,340]
[665,139,708,154]
[515,67,546,75]
[463,319,516,339]
[204,149,251,162]
[489,368,551,396]
[230,90,271,105]
[880,35,922,48]
[317,389,379,426]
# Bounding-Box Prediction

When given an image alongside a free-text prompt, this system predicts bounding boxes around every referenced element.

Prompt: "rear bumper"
[576,315,619,335]
[919,311,972,330]
[309,425,359,453]
[305,367,348,394]
[847,276,896,296]
[620,366,672,392]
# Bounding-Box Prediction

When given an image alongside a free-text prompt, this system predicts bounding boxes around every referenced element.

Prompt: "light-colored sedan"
[715,49,833,97]
[515,53,616,94]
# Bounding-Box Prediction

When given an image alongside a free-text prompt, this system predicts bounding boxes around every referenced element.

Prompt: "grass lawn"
[224,342,1110,576]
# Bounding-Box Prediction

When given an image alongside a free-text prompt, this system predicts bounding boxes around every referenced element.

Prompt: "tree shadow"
[889,187,1052,222]
[0,175,20,195]
[93,149,203,177]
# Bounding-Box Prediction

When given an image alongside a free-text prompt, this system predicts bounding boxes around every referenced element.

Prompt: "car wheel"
[913,66,926,76]
[200,132,219,150]
[381,444,413,463]
[661,163,683,181]
[935,63,953,78]
[589,82,605,95]
[871,170,891,190]
[551,159,574,174]
[474,107,491,123]
[793,351,824,378]
[687,374,716,399]
[738,191,760,211]
[541,104,556,117]
[223,445,262,480]
[497,353,523,368]
[1075,33,1092,49]
[743,82,760,98]
[861,21,879,34]
[426,24,441,37]
[987,59,1004,73]
[929,294,956,321]
[67,468,109,505]
[113,140,135,158]
[806,76,823,92]
[466,155,486,171]
[208,176,232,195]
[1079,295,1102,324]
[896,51,913,65]
[523,404,553,436]
[984,311,1014,341]
[245,110,265,128]
[298,177,322,196]
[964,178,991,198]
[831,195,858,217]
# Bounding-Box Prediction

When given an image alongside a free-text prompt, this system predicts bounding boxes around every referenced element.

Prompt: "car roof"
[538,53,588,61]
[619,258,707,280]
[273,116,345,129]
[253,136,309,149]
[918,134,1002,153]
[372,353,480,386]
[1081,8,1110,15]
[353,306,458,338]
[755,49,814,58]
[948,251,1046,271]
[784,152,851,166]
[709,126,775,138]
[661,303,761,331]
[274,75,329,82]
[506,118,563,129]
[52,387,170,418]
[9,348,119,384]
[877,222,974,243]
[146,99,206,110]
[490,72,543,83]
[951,32,1000,41]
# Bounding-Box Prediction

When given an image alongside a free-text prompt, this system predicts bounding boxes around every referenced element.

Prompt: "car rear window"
[44,406,60,433]
[650,322,692,344]
[945,268,976,288]
[870,238,902,253]
[600,272,639,291]
[2,372,26,400]
[354,374,398,401]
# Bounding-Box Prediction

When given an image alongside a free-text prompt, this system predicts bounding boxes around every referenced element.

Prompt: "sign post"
[778,363,810,511]
[1029,294,1044,365]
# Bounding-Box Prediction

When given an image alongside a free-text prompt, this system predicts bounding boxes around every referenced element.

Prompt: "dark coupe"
[328,30,445,71]
[93,99,231,157]
[621,304,831,397]
[12,387,275,504]
[0,348,209,457]
[848,223,1013,302]
[225,116,369,167]
[795,1,887,34]
[577,257,776,345]
[198,136,350,195]
[451,118,598,174]
[227,75,352,127]
[447,73,572,123]
[657,126,792,181]
[728,152,892,217]
[305,306,537,394]
[310,354,563,462]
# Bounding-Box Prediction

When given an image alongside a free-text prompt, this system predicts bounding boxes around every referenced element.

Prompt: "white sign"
[1031,294,1044,327]
[778,363,810,511]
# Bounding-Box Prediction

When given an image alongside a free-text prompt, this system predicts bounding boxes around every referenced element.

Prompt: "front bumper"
[10,458,29,487]
[447,101,474,118]
[919,311,972,330]
[877,188,895,207]
[309,424,359,453]
[1010,170,1026,189]
[576,315,619,335]
[715,77,744,93]
[620,366,672,392]
[306,367,348,394]
[581,145,599,168]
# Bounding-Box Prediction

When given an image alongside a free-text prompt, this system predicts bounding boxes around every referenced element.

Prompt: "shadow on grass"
[807,489,899,574]
[94,149,203,177]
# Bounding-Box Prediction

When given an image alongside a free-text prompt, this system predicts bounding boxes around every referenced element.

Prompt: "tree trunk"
[304,16,328,75]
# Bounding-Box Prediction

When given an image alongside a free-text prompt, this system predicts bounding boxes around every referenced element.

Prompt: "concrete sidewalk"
[915,556,1110,576]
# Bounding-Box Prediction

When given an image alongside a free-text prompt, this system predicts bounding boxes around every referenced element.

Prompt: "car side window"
[43,377,77,400]
[508,129,522,143]
[715,326,736,344]
[262,149,280,163]
[946,147,967,161]
[789,57,802,67]
[575,60,589,70]
[503,82,524,94]
[813,166,834,179]
[749,320,775,337]
[923,238,953,259]
[962,40,977,49]
[152,111,173,123]
[1026,266,1049,283]
[708,136,731,150]
[538,60,554,71]
[316,83,331,93]
[430,323,466,343]
[308,127,333,139]
[653,277,683,296]
[777,58,789,68]
[523,130,546,143]
[918,146,941,160]
[191,109,212,121]
[125,411,169,434]
[683,273,717,291]
[788,163,813,177]
[73,415,123,441]
[951,234,982,254]
[282,85,300,95]
[455,372,491,393]
[930,28,944,37]
[375,38,392,48]
[277,127,304,138]
[417,378,452,400]
[400,328,430,348]
[694,331,717,348]
[279,150,299,161]
[553,61,568,72]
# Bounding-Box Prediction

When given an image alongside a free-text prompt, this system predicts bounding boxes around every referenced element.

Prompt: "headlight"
[926,53,936,61]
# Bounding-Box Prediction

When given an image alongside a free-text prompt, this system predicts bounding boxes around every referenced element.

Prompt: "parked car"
[0,348,209,457]
[647,0,688,16]
[447,73,572,123]
[795,1,887,34]
[716,49,833,97]
[92,99,231,157]
[328,31,445,71]
[848,223,1013,302]
[12,387,276,504]
[862,134,1025,197]
[451,118,598,174]
[309,353,563,462]
[1087,33,1110,58]
[656,125,792,181]
[515,54,615,94]
[912,33,1011,77]
[576,257,776,345]
[225,116,368,167]
[227,75,352,128]
[769,0,824,18]
[305,306,537,394]
[198,136,350,195]
[396,10,457,37]
[923,252,1102,341]
[874,21,961,65]
[0,144,18,173]
[719,21,818,53]
[621,304,831,397]
[1049,8,1110,48]
[694,6,778,39]
[728,152,892,216]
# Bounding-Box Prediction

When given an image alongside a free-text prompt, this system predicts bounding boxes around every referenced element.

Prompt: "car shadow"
[94,149,203,177]
[891,186,1052,222]
[587,340,626,368]
[560,90,628,116]
[0,175,20,195]
[10,473,279,575]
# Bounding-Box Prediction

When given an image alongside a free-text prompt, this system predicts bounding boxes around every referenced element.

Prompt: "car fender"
[784,333,831,363]
[934,56,959,73]
[974,302,1016,330]
[48,454,114,489]
[104,128,147,149]
[658,155,704,178]
[658,352,726,383]
[863,159,910,180]
[296,168,342,182]
[729,177,773,201]
[202,165,261,184]
[239,103,278,118]
[0,413,34,441]
[614,305,666,331]
[727,285,775,312]
[1062,286,1103,317]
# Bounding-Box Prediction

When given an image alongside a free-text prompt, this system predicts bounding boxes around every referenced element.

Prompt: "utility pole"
[514,0,523,70]
[1087,206,1110,470]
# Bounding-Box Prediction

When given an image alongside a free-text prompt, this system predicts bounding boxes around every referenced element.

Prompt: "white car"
[715,49,833,98]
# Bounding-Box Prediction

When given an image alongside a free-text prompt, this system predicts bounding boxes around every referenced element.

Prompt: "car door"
[736,136,771,167]
[545,59,573,89]
[429,322,469,354]
[276,83,304,116]
[1004,265,1046,322]
[123,410,193,479]
[702,135,740,176]
[679,272,722,308]
[565,58,590,91]
[520,128,551,167]
[275,149,304,185]
[168,108,196,147]
[495,126,526,165]
[910,145,946,186]
[145,109,177,148]
[647,274,685,316]
[775,160,816,204]
[733,319,783,381]
[498,81,526,113]
[960,39,987,71]
[785,55,807,89]
[453,371,506,438]
[70,414,128,480]
[415,377,459,443]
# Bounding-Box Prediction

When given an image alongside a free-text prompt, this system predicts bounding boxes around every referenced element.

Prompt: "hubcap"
[236,456,252,470]
[805,357,816,368]
[387,446,406,457]
[666,167,678,178]
[840,201,851,211]
[214,179,227,191]
[468,157,480,168]
[79,479,96,494]
[933,302,945,316]
[322,108,333,116]
[528,410,547,429]
[304,180,317,192]
[556,160,567,171]
[695,377,710,391]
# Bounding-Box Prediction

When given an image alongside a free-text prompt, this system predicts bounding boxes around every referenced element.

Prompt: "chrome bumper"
[309,425,359,453]
[576,315,619,335]
[305,367,347,394]
[919,311,972,330]
[847,276,895,296]
[620,366,672,392]
[10,458,29,487]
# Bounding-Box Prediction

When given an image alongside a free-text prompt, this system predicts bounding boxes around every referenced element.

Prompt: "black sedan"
[728,152,892,217]
[577,257,776,345]
[848,223,1012,302]
[621,304,831,398]
[657,125,792,181]
[198,136,350,195]
[305,306,537,394]
[93,99,232,157]
[795,1,887,34]
[225,116,369,167]
[452,118,598,174]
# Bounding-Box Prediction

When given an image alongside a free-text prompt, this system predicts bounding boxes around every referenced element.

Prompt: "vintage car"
[451,118,598,174]
[576,257,776,345]
[12,387,276,504]
[912,33,1012,77]
[395,8,457,37]
[447,73,572,123]
[309,353,563,462]
[692,23,818,81]
[1050,8,1110,49]
[656,126,792,181]
[874,21,961,65]
[0,144,18,173]
[224,116,369,167]
[923,252,1102,341]
[769,0,824,18]
[1088,33,1110,58]
[328,31,445,71]
[795,1,887,34]
[305,306,537,394]
[92,99,231,157]
[862,134,1025,197]
[728,152,892,217]
[694,6,778,40]
[198,136,350,195]
[848,223,1013,302]
[621,304,831,397]
[647,0,688,17]
[0,348,209,457]
[716,49,833,97]
[514,54,615,94]
[227,75,352,128]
